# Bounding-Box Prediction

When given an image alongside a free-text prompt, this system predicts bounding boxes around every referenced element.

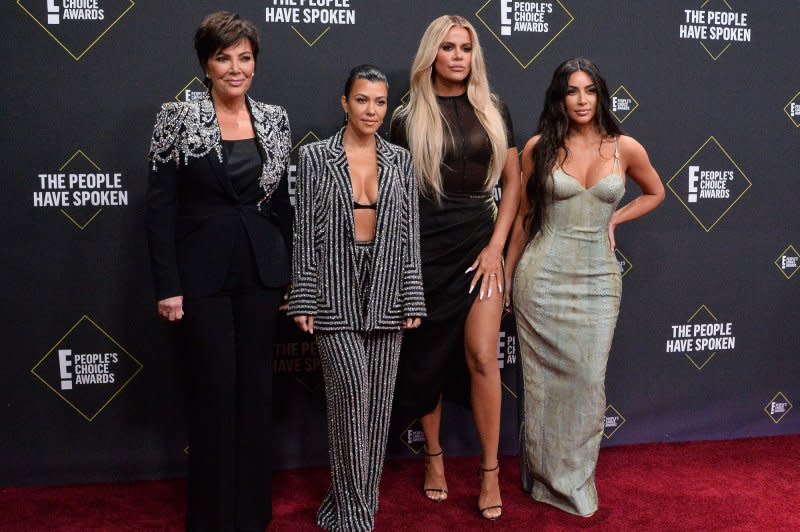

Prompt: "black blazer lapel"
[326,129,356,241]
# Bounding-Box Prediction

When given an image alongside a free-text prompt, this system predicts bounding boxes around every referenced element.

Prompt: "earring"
[251,72,255,78]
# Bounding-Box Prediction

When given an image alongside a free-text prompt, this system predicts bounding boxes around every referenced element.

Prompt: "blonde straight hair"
[396,14,508,199]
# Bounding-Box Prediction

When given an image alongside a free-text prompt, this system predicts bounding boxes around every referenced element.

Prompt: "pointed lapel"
[326,128,356,240]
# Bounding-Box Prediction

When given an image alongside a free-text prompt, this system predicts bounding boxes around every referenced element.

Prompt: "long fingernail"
[480,291,484,300]
[488,288,493,298]
[465,267,473,273]
[469,285,474,294]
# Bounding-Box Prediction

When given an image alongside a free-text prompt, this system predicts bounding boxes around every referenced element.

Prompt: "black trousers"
[180,226,281,532]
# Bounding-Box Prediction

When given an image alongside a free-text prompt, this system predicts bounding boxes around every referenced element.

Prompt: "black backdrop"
[2,0,798,486]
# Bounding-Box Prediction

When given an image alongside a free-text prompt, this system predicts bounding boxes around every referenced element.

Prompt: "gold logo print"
[682,305,722,370]
[667,136,752,232]
[610,85,639,124]
[764,392,793,424]
[291,25,331,47]
[475,0,574,69]
[174,77,208,103]
[697,0,735,61]
[17,1,135,61]
[52,150,107,230]
[603,405,626,439]
[774,245,800,280]
[783,91,800,128]
[30,315,143,422]
[615,248,633,278]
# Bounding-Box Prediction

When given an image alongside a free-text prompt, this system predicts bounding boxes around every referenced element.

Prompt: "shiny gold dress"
[513,147,624,517]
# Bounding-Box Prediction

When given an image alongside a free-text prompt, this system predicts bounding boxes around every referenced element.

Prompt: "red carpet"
[2,435,798,531]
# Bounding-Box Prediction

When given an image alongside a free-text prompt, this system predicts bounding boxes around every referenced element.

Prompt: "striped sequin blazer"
[287,128,426,331]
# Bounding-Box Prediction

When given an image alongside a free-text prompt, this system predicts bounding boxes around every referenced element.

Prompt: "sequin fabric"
[148,93,291,201]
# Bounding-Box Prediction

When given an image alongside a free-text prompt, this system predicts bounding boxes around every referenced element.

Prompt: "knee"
[466,351,500,378]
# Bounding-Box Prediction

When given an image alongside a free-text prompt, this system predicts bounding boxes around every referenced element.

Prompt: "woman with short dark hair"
[145,11,291,531]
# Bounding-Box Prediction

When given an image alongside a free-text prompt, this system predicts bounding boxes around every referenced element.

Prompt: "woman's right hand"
[157,296,184,321]
[293,315,315,334]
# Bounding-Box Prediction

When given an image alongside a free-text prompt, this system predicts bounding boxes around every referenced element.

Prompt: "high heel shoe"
[422,446,448,502]
[478,462,502,520]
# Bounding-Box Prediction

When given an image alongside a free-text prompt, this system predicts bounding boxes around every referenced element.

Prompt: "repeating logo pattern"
[33,150,128,230]
[764,392,792,424]
[774,245,799,280]
[175,77,208,103]
[678,0,752,61]
[17,1,135,61]
[615,248,633,278]
[784,91,800,128]
[399,418,426,454]
[603,404,626,439]
[475,0,574,69]
[666,305,736,370]
[264,1,357,47]
[667,136,751,232]
[609,85,639,124]
[31,315,142,421]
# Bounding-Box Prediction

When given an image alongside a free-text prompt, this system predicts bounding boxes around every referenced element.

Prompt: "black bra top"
[353,200,377,210]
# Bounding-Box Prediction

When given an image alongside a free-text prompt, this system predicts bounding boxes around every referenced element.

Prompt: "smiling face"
[341,78,388,137]
[206,38,255,102]
[564,70,597,126]
[433,26,472,88]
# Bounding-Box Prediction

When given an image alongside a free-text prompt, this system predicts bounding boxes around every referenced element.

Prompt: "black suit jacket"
[146,94,292,300]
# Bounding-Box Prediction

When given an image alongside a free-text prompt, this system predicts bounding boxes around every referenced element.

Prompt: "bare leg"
[420,397,448,501]
[464,293,504,519]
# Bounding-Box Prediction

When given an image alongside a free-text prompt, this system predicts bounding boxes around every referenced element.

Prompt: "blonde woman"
[390,14,520,521]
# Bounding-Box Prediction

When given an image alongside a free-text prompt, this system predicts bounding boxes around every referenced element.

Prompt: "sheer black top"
[389,93,515,195]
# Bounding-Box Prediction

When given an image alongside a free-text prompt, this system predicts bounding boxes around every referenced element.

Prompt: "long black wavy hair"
[524,57,622,241]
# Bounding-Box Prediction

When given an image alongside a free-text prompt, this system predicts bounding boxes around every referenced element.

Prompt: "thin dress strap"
[612,137,621,175]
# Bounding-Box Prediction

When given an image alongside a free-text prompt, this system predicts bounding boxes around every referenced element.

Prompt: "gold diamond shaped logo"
[17,1,135,61]
[684,305,719,370]
[476,0,574,69]
[175,77,208,102]
[399,418,426,454]
[31,315,142,421]
[610,85,639,124]
[615,248,633,278]
[697,0,736,60]
[56,150,105,229]
[783,91,800,128]
[774,245,800,280]
[603,405,626,439]
[764,392,792,424]
[667,136,752,232]
[291,25,331,47]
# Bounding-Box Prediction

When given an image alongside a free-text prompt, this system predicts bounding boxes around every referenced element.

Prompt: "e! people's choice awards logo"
[667,136,751,232]
[774,245,799,280]
[665,305,736,370]
[31,315,142,421]
[609,85,639,124]
[603,405,626,439]
[32,149,129,229]
[17,1,135,60]
[264,0,357,46]
[764,393,792,424]
[678,0,752,60]
[476,1,574,69]
[784,91,800,128]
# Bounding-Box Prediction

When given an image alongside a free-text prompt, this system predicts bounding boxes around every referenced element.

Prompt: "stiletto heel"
[478,462,502,520]
[422,446,448,502]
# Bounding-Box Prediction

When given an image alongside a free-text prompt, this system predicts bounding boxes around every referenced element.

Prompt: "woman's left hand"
[403,317,422,329]
[466,243,504,300]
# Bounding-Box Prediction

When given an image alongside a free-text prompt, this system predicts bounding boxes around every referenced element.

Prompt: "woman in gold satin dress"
[505,58,665,517]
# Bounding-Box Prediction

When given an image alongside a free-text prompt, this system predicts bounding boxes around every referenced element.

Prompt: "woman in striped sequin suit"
[287,65,426,531]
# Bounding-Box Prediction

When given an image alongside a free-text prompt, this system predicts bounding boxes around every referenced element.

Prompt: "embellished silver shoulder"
[148,98,222,171]
[249,99,292,198]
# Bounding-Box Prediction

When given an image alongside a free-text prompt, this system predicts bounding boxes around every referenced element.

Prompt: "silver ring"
[489,273,497,277]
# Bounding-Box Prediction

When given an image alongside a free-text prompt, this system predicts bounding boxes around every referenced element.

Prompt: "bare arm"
[503,136,539,309]
[608,135,665,249]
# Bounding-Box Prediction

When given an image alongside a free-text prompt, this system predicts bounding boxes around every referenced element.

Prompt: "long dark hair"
[524,58,622,241]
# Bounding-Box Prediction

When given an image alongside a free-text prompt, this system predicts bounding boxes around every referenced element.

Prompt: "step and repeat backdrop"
[2,1,798,485]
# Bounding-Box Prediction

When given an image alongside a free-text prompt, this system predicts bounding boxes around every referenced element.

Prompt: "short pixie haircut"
[194,11,260,69]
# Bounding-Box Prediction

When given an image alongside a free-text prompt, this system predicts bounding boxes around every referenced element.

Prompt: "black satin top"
[390,93,515,194]
[222,138,263,199]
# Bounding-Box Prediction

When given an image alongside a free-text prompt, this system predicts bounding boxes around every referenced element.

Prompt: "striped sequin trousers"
[315,241,403,532]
